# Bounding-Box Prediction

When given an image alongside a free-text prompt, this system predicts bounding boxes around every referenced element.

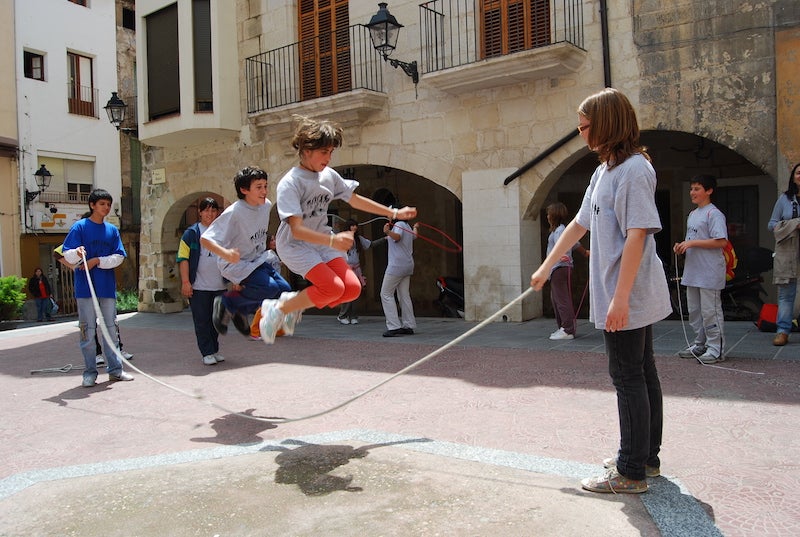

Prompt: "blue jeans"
[776,279,797,334]
[189,289,224,356]
[77,297,124,382]
[603,325,663,481]
[35,297,52,321]
[222,263,291,315]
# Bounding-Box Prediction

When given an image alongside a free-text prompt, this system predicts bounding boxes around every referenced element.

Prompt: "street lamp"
[104,92,138,135]
[366,3,419,86]
[25,164,52,204]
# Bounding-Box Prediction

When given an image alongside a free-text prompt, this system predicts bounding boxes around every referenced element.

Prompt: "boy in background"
[673,174,728,363]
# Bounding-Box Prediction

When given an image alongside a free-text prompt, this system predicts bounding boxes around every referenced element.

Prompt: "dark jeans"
[603,325,663,481]
[550,266,575,335]
[222,263,290,315]
[190,289,225,357]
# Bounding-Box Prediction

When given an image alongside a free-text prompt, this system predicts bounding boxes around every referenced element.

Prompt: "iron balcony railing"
[419,0,585,74]
[246,24,384,113]
[67,83,99,118]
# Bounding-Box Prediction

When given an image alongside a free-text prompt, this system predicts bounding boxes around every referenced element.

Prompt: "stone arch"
[517,129,775,321]
[139,189,229,313]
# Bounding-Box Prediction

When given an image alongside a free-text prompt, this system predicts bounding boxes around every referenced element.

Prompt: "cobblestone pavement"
[1,311,798,536]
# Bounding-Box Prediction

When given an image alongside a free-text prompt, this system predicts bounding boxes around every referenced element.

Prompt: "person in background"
[178,197,229,366]
[544,202,589,340]
[62,189,133,388]
[380,217,419,337]
[767,162,800,346]
[28,267,54,322]
[674,174,728,363]
[530,88,671,494]
[337,218,376,325]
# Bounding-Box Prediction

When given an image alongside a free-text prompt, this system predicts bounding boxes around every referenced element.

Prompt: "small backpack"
[723,240,737,281]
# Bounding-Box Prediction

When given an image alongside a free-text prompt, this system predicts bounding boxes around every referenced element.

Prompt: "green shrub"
[116,288,139,313]
[0,276,27,321]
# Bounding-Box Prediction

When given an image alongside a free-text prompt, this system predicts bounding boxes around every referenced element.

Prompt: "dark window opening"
[122,8,136,30]
[146,3,180,120]
[193,0,213,112]
[24,51,45,81]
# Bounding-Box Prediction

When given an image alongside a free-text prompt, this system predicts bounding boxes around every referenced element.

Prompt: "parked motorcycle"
[668,246,772,322]
[435,276,464,318]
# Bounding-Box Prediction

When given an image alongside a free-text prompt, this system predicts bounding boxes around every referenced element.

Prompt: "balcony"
[419,0,587,93]
[245,23,388,135]
[67,83,99,118]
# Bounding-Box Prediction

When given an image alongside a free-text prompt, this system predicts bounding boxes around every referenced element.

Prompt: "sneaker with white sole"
[259,299,285,344]
[109,372,134,382]
[202,354,217,366]
[213,353,225,362]
[279,292,302,336]
[82,375,97,388]
[581,468,648,494]
[337,316,350,325]
[95,354,105,366]
[603,456,660,478]
[350,318,359,325]
[120,350,134,360]
[677,345,706,359]
[698,351,724,364]
[549,327,574,340]
[212,295,229,335]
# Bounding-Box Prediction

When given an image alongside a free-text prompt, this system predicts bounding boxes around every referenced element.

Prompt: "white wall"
[15,0,121,220]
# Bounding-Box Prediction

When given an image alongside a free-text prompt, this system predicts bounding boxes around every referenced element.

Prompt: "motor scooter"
[435,276,464,318]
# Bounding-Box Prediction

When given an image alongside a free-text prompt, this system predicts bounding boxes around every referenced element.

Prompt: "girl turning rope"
[259,116,417,343]
[531,89,671,495]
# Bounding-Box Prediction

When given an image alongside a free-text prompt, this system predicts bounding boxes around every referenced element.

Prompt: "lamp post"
[104,92,138,135]
[25,164,52,204]
[366,3,419,86]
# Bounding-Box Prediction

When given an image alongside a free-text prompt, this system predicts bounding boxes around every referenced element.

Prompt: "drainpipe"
[503,0,612,186]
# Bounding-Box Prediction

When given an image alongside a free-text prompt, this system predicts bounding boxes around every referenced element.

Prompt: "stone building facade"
[134,0,800,321]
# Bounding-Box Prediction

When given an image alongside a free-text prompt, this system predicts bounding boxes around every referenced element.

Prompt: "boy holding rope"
[62,189,133,388]
[258,116,417,344]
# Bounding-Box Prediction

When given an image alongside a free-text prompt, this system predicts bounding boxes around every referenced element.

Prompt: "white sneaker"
[120,350,134,360]
[279,292,302,336]
[549,328,574,340]
[337,316,350,325]
[95,354,105,366]
[213,353,225,362]
[202,355,217,366]
[350,318,359,325]
[259,299,285,344]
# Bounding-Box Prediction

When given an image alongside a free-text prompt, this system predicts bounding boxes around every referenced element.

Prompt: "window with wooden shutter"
[67,52,95,117]
[299,0,351,102]
[480,0,550,59]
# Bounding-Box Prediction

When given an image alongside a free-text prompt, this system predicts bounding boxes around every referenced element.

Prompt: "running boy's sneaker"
[259,299,285,344]
[212,295,228,335]
[698,351,725,364]
[279,292,302,336]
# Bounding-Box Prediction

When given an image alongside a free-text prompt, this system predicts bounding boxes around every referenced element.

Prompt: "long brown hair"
[577,88,649,170]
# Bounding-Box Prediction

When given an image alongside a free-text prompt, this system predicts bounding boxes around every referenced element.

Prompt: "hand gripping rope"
[670,252,763,376]
[77,247,533,423]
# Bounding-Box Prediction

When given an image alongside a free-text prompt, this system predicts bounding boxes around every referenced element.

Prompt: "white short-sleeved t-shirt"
[202,199,272,284]
[682,203,727,290]
[276,166,359,277]
[575,154,672,331]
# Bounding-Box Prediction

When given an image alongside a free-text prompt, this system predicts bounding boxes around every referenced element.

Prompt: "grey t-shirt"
[276,166,359,277]
[386,221,415,277]
[682,203,727,290]
[575,154,672,331]
[193,223,227,291]
[202,199,272,284]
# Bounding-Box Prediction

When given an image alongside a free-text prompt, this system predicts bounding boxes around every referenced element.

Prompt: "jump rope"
[32,227,760,419]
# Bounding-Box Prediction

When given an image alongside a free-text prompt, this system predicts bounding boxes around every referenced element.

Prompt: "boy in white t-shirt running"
[673,174,728,363]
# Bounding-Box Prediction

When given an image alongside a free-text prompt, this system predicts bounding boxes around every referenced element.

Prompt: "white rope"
[81,247,535,423]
